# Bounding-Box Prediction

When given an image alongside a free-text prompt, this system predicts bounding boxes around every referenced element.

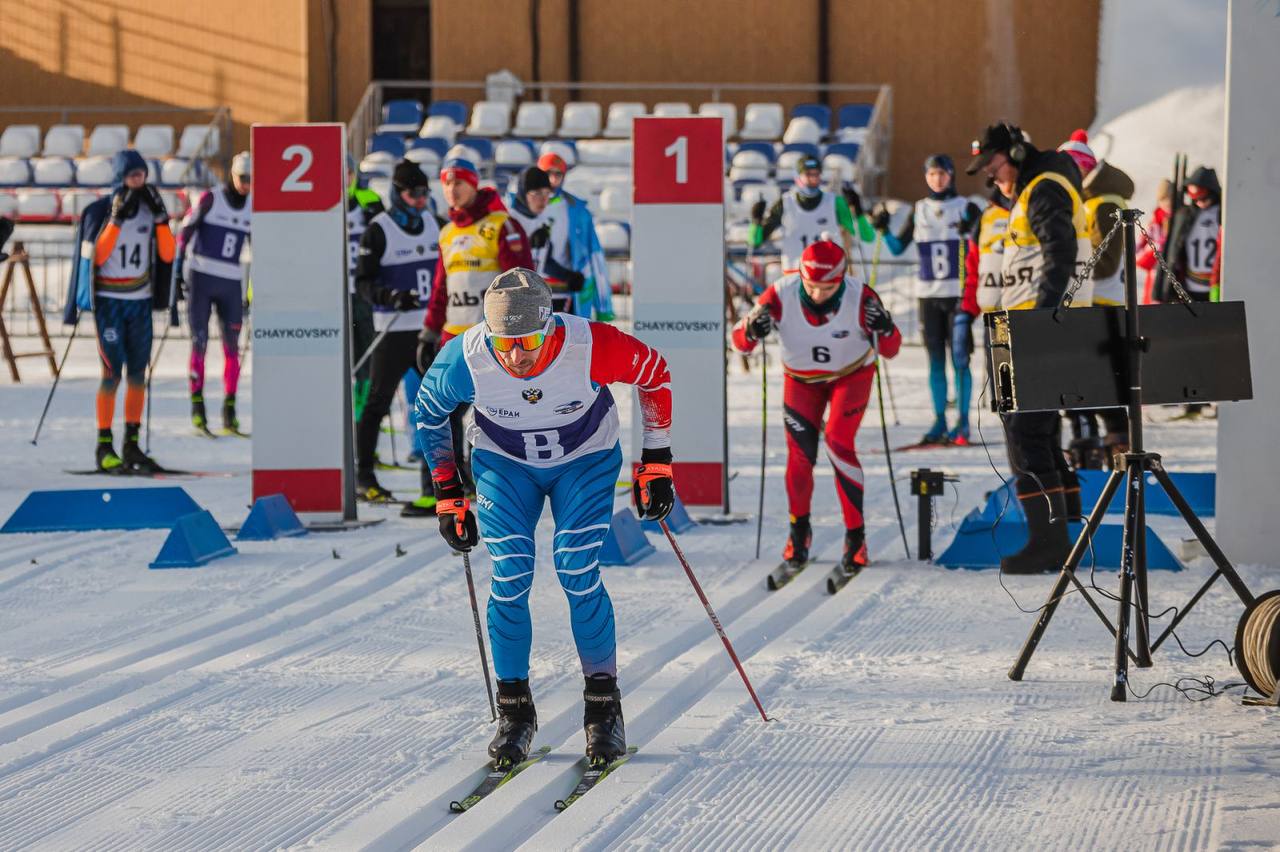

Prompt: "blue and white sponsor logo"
[831,329,850,339]
[553,400,584,415]
[485,405,521,419]
[474,492,495,510]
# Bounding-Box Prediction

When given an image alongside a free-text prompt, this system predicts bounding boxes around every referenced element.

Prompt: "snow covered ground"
[1,328,1276,851]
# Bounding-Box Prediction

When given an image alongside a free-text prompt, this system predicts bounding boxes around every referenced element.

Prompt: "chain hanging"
[1057,211,1124,311]
[1134,214,1195,306]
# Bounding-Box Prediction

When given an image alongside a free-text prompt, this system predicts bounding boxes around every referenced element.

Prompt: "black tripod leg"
[1009,468,1124,681]
[1148,463,1254,652]
[1133,463,1153,667]
[1111,463,1142,701]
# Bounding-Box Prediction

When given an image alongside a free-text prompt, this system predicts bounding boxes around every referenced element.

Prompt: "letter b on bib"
[522,430,564,461]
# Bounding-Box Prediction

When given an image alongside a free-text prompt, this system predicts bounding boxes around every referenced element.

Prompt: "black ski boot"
[191,394,209,432]
[782,514,811,569]
[489,679,537,767]
[95,429,123,472]
[583,674,626,766]
[121,423,161,474]
[1001,473,1070,575]
[838,527,868,576]
[222,394,240,434]
[356,470,396,504]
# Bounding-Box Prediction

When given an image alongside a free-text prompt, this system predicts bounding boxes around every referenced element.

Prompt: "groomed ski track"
[0,336,1277,849]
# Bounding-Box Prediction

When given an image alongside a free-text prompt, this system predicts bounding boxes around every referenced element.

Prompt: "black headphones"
[1003,122,1028,164]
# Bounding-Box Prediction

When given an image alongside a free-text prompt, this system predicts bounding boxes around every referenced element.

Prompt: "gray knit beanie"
[485,268,554,335]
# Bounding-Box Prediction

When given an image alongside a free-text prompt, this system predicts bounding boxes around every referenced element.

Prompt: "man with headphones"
[967,121,1092,575]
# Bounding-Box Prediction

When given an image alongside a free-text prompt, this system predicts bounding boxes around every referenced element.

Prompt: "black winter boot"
[488,679,537,767]
[95,429,123,472]
[1001,473,1070,575]
[121,423,161,473]
[838,527,868,575]
[583,674,626,765]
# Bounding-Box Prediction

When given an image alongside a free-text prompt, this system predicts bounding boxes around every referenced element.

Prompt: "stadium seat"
[16,188,59,221]
[558,102,602,138]
[512,102,557,137]
[539,139,578,168]
[160,157,199,186]
[595,220,630,254]
[782,117,823,146]
[367,175,392,207]
[736,180,781,209]
[698,103,737,139]
[358,152,396,179]
[159,189,186,218]
[792,103,832,131]
[428,100,468,128]
[418,115,459,143]
[452,136,494,164]
[403,146,441,170]
[728,149,772,183]
[822,151,857,183]
[0,193,18,218]
[777,142,821,174]
[146,159,162,184]
[599,185,632,218]
[562,170,602,205]
[42,125,84,158]
[410,136,451,159]
[825,142,861,165]
[0,125,41,159]
[739,104,784,140]
[734,141,778,163]
[466,101,512,137]
[59,189,102,219]
[368,133,406,158]
[87,124,130,157]
[31,157,73,186]
[576,140,632,167]
[75,155,115,186]
[0,158,31,186]
[134,124,175,158]
[177,125,221,158]
[495,139,536,167]
[837,103,875,130]
[653,102,691,117]
[379,99,424,134]
[603,103,645,138]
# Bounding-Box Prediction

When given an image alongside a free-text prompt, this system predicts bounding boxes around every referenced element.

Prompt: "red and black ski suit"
[732,279,901,531]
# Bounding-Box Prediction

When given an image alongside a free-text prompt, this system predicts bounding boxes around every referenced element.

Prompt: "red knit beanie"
[800,239,845,283]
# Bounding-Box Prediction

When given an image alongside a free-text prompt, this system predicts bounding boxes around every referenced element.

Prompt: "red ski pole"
[659,520,772,722]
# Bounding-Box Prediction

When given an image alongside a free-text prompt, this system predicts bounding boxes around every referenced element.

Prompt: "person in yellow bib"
[966,122,1090,575]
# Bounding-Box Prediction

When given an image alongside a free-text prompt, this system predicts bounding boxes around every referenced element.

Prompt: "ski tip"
[449,801,466,813]
[766,575,778,591]
[554,799,569,811]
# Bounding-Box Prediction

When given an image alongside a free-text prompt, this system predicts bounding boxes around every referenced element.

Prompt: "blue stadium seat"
[539,139,578,168]
[838,103,875,129]
[368,133,407,158]
[792,103,831,130]
[428,100,468,128]
[825,142,861,162]
[780,142,821,159]
[380,99,424,134]
[453,136,494,164]
[734,141,777,163]
[409,137,451,159]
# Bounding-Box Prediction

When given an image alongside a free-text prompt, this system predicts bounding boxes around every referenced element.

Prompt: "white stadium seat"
[0,193,18,218]
[727,149,772,183]
[358,152,396,179]
[75,155,115,186]
[698,103,737,140]
[598,185,632,217]
[653,102,691,117]
[161,157,198,186]
[512,102,557,137]
[0,125,41,158]
[42,125,84,157]
[739,103,784,141]
[494,140,534,168]
[561,170,603,206]
[595,221,629,253]
[782,117,823,145]
[539,139,577,168]
[0,158,31,185]
[776,149,811,174]
[87,124,130,157]
[177,125,220,158]
[31,157,74,186]
[446,143,484,165]
[134,124,175,158]
[576,140,632,167]
[822,152,857,183]
[737,181,780,208]
[60,189,102,218]
[367,176,392,208]
[557,102,602,138]
[418,115,459,143]
[159,189,185,218]
[833,126,869,145]
[466,101,512,137]
[602,103,645,138]
[404,147,441,170]
[17,188,59,221]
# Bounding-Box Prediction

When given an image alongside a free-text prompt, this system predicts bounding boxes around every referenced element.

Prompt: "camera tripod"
[1006,209,1255,701]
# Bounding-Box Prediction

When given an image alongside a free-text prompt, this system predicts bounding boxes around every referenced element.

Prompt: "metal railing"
[348,79,893,198]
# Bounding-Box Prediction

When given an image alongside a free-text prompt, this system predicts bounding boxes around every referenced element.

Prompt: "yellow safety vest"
[1002,172,1093,310]
[439,211,510,336]
[1084,193,1127,306]
[976,204,1010,313]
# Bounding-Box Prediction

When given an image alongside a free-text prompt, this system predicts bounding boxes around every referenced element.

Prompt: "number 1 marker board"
[250,124,352,520]
[631,116,728,509]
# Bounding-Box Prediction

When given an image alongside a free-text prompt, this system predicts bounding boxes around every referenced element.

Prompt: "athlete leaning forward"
[414,268,675,767]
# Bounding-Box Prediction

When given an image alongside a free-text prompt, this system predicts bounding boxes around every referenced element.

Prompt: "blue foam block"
[236,494,308,541]
[599,508,656,566]
[150,510,237,569]
[936,506,1182,572]
[641,493,697,535]
[1077,469,1215,518]
[2,487,202,534]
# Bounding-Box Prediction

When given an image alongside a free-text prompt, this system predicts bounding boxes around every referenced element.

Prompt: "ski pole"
[873,333,911,559]
[30,321,79,446]
[866,236,901,426]
[461,548,498,722]
[351,325,392,378]
[660,520,771,722]
[145,320,173,453]
[754,335,767,561]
